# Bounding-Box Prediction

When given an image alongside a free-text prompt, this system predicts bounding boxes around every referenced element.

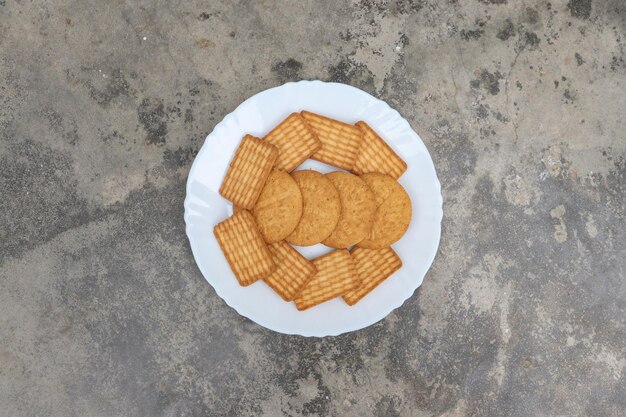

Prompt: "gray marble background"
[1,0,624,416]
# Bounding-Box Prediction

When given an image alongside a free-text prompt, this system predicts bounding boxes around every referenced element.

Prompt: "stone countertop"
[1,1,624,416]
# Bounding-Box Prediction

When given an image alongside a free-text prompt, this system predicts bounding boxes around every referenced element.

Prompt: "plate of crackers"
[185,81,442,337]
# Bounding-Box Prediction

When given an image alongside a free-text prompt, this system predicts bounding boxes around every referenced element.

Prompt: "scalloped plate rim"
[184,80,442,337]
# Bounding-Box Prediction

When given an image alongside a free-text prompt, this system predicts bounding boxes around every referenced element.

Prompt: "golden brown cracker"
[214,210,275,286]
[343,247,402,305]
[252,170,302,243]
[265,241,316,301]
[358,173,412,249]
[294,249,358,311]
[219,135,278,210]
[353,121,407,179]
[264,113,321,172]
[286,170,341,246]
[322,172,376,248]
[301,111,362,170]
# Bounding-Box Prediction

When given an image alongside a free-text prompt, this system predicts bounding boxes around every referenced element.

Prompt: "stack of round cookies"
[248,170,411,250]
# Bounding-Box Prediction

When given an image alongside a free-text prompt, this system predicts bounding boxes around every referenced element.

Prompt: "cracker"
[264,113,321,172]
[214,210,275,286]
[343,247,402,306]
[353,121,407,179]
[219,135,278,210]
[358,173,412,249]
[286,170,341,246]
[294,249,358,311]
[252,170,303,243]
[322,172,377,248]
[264,241,316,301]
[301,111,362,170]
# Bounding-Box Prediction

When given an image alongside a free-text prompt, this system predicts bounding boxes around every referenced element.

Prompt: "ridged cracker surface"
[301,111,362,170]
[294,249,358,311]
[213,210,275,286]
[219,135,278,209]
[264,113,321,172]
[264,241,316,301]
[343,247,402,305]
[353,121,407,179]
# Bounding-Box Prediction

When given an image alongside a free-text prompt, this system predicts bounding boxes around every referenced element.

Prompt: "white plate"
[184,81,442,337]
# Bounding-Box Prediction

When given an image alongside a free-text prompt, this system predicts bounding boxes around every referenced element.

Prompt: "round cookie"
[251,170,303,243]
[322,172,376,248]
[286,170,341,246]
[358,173,412,249]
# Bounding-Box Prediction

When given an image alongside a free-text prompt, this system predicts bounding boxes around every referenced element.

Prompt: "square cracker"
[343,247,402,306]
[214,210,275,286]
[353,121,407,179]
[219,135,278,210]
[264,113,321,172]
[301,111,362,170]
[294,249,358,311]
[265,241,316,301]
